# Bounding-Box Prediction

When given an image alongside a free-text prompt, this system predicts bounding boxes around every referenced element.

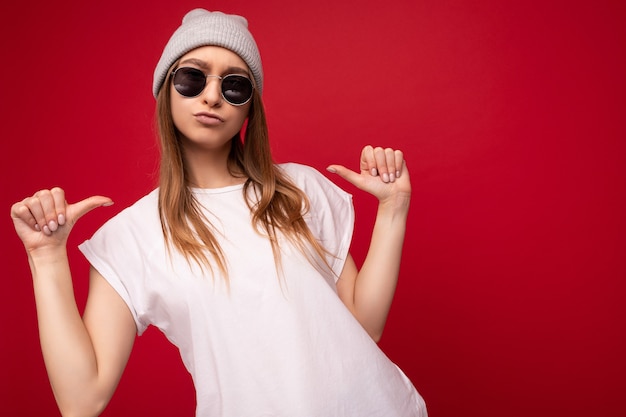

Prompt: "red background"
[1,1,625,416]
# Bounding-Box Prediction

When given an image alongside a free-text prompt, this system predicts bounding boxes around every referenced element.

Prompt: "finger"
[33,190,61,235]
[43,190,62,233]
[394,150,404,178]
[384,148,397,182]
[373,147,391,183]
[11,200,40,231]
[36,187,66,235]
[51,187,67,226]
[360,145,377,176]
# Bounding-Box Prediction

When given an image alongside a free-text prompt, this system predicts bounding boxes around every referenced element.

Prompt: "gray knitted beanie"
[152,9,263,98]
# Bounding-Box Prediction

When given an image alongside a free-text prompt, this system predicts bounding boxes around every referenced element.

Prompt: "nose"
[201,75,223,107]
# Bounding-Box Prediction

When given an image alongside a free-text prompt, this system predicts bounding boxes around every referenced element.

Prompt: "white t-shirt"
[79,163,427,417]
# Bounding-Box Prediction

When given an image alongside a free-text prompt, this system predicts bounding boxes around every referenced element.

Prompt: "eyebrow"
[178,58,251,78]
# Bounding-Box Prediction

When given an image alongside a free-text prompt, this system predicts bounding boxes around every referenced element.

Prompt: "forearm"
[29,250,104,416]
[329,146,413,341]
[353,196,410,340]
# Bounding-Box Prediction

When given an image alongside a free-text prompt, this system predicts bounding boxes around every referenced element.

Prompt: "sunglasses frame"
[171,66,254,106]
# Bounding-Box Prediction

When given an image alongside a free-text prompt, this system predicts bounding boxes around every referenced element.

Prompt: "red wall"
[2,1,625,416]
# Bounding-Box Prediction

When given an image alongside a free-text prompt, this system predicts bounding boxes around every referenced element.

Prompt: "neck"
[182,144,245,189]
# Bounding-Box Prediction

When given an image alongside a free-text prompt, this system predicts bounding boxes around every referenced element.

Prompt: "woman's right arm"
[11,188,136,417]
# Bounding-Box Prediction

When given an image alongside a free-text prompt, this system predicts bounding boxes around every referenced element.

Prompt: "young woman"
[11,9,427,417]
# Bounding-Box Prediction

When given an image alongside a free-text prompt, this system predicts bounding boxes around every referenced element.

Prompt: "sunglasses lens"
[173,67,206,97]
[172,68,253,104]
[222,75,253,105]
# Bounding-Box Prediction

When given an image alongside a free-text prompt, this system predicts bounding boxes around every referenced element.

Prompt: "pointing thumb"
[327,165,362,188]
[69,196,113,223]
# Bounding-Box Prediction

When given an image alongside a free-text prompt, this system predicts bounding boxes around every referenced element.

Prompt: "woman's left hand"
[327,145,411,208]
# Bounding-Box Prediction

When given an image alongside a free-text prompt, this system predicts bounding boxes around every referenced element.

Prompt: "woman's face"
[170,46,252,154]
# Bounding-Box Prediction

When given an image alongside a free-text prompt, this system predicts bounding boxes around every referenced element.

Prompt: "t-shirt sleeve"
[78,195,159,335]
[280,163,355,279]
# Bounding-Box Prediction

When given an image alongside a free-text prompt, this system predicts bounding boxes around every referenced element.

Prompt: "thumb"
[327,165,363,188]
[68,195,113,223]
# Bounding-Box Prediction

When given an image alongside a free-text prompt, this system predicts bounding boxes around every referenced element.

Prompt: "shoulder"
[109,189,159,224]
[277,162,354,227]
[278,162,351,199]
[277,162,321,182]
[91,188,160,240]
[79,189,162,273]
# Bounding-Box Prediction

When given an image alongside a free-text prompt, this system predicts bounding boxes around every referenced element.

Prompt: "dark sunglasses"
[171,67,254,106]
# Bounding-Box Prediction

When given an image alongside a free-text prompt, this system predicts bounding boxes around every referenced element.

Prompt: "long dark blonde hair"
[156,63,330,278]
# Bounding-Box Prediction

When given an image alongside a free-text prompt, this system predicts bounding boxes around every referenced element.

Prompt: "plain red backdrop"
[1,1,625,416]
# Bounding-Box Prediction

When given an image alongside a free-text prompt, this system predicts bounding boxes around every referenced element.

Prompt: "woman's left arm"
[327,145,411,342]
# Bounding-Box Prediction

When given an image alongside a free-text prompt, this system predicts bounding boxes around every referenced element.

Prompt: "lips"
[194,112,224,125]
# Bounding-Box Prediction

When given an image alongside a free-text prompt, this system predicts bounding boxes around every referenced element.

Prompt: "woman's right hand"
[10,187,113,255]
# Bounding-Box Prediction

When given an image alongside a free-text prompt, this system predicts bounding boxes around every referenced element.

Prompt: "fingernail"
[35,224,41,231]
[389,173,396,182]
[102,201,114,207]
[396,170,401,178]
[58,214,66,226]
[371,168,378,177]
[326,166,337,173]
[48,220,58,232]
[382,173,390,183]
[43,225,52,236]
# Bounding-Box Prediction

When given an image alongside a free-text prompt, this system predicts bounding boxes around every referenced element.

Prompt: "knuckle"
[11,203,26,217]
[34,189,51,199]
